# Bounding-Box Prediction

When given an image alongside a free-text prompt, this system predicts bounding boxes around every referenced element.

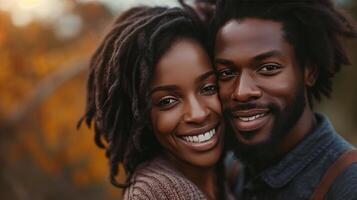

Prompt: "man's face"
[214,18,308,159]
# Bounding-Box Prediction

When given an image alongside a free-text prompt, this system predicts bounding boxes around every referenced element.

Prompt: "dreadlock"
[179,0,216,25]
[78,5,220,190]
[211,0,356,103]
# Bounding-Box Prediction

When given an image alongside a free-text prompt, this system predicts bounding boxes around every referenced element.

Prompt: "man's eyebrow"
[214,58,234,66]
[196,70,216,83]
[253,50,283,62]
[150,85,178,94]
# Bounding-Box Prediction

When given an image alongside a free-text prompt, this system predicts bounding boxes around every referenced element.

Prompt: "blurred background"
[0,0,355,199]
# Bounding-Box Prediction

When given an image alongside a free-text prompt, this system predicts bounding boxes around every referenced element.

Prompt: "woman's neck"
[181,166,217,200]
[162,153,218,200]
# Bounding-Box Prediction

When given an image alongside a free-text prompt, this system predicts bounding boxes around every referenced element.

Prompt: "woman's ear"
[304,65,319,87]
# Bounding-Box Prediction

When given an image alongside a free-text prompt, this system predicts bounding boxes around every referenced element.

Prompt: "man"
[211,0,357,199]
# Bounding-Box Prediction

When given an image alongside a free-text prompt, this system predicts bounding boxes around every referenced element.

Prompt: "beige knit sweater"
[123,156,207,200]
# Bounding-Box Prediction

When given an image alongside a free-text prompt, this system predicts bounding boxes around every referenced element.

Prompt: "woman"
[79,5,229,200]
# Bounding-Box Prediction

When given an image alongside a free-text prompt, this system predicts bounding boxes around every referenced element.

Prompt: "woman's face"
[150,38,224,168]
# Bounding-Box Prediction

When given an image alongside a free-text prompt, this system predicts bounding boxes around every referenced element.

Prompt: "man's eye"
[201,84,217,95]
[157,97,177,107]
[218,69,236,81]
[258,64,282,75]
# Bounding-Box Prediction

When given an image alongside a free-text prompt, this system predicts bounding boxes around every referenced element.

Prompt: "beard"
[226,84,306,170]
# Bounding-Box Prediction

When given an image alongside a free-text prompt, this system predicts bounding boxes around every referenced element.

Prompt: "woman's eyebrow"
[150,85,179,94]
[196,70,216,83]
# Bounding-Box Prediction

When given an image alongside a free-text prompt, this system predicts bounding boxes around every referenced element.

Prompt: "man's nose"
[231,71,262,102]
[183,96,210,124]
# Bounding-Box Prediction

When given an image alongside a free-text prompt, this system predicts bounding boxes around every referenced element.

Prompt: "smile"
[231,109,271,132]
[238,113,266,122]
[181,128,216,143]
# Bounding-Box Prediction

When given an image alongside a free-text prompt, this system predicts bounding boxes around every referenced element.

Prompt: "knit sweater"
[123,156,207,200]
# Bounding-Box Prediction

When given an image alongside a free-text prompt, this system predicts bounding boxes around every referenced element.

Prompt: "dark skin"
[151,38,224,199]
[214,18,318,170]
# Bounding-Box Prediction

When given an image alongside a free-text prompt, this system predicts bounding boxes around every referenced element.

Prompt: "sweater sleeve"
[123,157,207,200]
[123,183,155,200]
[123,178,186,200]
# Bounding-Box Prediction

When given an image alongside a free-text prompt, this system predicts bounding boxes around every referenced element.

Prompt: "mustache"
[223,102,276,115]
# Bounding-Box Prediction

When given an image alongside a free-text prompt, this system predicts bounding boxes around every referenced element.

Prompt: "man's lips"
[231,108,270,118]
[229,108,271,132]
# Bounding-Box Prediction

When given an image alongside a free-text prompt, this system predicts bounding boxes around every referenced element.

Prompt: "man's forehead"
[215,18,286,54]
[218,18,283,39]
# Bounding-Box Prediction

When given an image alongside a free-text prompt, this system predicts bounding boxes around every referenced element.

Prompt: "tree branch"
[1,59,89,131]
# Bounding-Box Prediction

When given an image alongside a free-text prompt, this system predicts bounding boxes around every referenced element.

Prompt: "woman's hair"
[78,6,209,187]
[211,0,356,103]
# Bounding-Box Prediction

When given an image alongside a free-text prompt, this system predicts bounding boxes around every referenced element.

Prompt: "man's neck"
[278,108,317,157]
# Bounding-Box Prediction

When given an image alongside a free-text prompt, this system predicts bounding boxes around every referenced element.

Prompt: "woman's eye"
[201,84,217,95]
[157,97,177,107]
[258,64,282,75]
[217,69,236,81]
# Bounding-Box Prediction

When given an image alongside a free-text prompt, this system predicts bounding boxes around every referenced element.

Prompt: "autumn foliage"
[0,1,356,200]
[0,3,124,200]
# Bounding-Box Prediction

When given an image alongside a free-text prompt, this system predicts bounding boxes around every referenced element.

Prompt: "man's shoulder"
[326,163,357,200]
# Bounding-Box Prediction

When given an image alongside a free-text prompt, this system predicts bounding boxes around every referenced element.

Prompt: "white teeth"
[181,128,216,143]
[204,132,210,140]
[198,135,204,141]
[239,113,265,122]
[186,136,191,142]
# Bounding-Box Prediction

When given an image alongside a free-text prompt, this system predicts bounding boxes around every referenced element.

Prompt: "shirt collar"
[260,113,336,188]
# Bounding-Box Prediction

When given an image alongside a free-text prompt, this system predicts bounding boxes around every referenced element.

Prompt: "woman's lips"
[177,124,221,152]
[181,128,216,143]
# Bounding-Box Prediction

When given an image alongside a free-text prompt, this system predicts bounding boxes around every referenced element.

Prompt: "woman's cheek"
[151,108,182,136]
[206,94,222,115]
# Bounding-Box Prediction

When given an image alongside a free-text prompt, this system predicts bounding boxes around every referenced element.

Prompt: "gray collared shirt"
[227,113,357,200]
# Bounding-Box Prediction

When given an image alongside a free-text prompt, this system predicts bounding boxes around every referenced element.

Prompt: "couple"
[80,0,357,199]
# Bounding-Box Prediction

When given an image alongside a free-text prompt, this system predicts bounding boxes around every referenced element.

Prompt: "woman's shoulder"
[123,156,206,200]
